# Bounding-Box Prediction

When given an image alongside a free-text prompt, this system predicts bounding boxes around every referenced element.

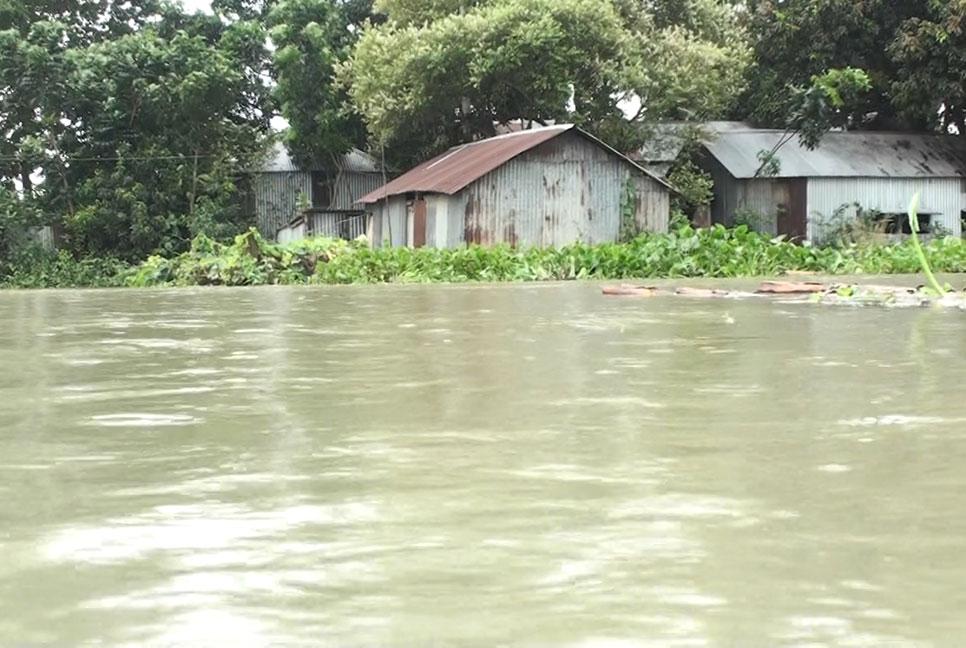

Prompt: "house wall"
[28,226,56,251]
[309,211,368,240]
[632,174,671,234]
[330,172,384,212]
[368,195,408,247]
[704,162,785,234]
[806,177,964,241]
[255,170,384,239]
[456,131,668,247]
[420,194,464,248]
[702,154,739,227]
[276,220,307,245]
[254,170,313,237]
[736,180,780,235]
[704,145,966,242]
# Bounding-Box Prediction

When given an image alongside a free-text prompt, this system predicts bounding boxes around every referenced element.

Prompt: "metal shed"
[359,125,671,248]
[252,142,385,241]
[699,129,966,242]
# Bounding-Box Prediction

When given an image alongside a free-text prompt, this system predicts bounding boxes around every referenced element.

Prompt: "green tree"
[269,0,369,167]
[737,0,937,132]
[349,0,750,163]
[890,1,966,133]
[54,25,272,259]
[0,1,275,262]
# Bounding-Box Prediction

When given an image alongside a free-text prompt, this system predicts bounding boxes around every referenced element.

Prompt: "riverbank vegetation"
[7,223,966,289]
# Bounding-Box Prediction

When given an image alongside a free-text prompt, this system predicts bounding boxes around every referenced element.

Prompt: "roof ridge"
[359,124,670,204]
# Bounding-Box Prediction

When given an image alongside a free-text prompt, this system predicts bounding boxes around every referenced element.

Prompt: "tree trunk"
[19,163,32,199]
[188,150,199,217]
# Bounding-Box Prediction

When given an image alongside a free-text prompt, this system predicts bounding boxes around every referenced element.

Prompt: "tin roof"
[638,121,756,163]
[358,125,670,204]
[705,130,966,179]
[260,141,382,174]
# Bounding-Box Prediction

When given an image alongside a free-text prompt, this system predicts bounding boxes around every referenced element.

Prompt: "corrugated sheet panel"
[706,130,966,179]
[255,171,385,237]
[254,171,313,236]
[259,141,382,173]
[368,196,408,247]
[806,177,964,242]
[359,125,671,204]
[632,175,670,233]
[735,180,780,235]
[276,212,369,243]
[309,212,368,240]
[28,226,56,251]
[337,149,382,173]
[459,132,668,246]
[638,121,756,164]
[331,172,385,211]
[360,126,572,203]
[276,220,307,245]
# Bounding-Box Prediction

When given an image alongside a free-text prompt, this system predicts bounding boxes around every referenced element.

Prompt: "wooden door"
[777,179,808,241]
[412,198,427,248]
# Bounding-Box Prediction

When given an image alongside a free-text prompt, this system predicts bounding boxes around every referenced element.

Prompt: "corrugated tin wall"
[309,212,368,239]
[276,220,307,245]
[735,180,780,235]
[701,154,738,227]
[276,212,369,244]
[632,174,670,233]
[368,196,408,247]
[330,172,384,211]
[28,226,56,251]
[255,171,384,239]
[460,131,668,247]
[254,171,312,237]
[807,177,963,241]
[440,194,469,247]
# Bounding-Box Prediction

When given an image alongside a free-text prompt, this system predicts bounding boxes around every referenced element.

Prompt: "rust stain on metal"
[464,195,482,244]
[358,125,671,204]
[503,221,518,246]
[359,126,572,204]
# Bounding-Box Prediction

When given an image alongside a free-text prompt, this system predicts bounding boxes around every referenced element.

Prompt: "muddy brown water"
[2,282,966,646]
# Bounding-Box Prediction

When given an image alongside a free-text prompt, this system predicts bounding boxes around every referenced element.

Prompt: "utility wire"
[0,154,224,162]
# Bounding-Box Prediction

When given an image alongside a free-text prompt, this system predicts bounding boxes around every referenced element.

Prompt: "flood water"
[2,282,966,646]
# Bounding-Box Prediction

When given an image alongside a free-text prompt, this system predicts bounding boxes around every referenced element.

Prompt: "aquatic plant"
[0,248,128,288]
[907,192,946,296]
[8,220,966,289]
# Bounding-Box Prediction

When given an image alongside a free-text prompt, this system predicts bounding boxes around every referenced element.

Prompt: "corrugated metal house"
[358,125,671,248]
[252,142,385,241]
[698,129,966,242]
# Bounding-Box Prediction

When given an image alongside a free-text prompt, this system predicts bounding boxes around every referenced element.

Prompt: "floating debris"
[602,281,966,310]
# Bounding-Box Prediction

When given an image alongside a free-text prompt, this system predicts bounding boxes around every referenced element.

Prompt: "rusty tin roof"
[358,125,669,204]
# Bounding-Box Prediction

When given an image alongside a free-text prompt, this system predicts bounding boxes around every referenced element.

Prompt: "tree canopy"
[348,0,751,160]
[738,0,966,134]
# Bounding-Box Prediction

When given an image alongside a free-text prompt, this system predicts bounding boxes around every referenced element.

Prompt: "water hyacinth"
[7,224,966,288]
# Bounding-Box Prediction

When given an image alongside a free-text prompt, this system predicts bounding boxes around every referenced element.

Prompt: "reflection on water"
[2,283,966,646]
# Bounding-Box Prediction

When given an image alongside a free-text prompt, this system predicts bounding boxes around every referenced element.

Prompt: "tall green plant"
[907,192,945,296]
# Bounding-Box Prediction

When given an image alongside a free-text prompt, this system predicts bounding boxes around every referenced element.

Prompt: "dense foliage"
[9,225,966,288]
[3,0,966,280]
[0,1,275,260]
[269,0,369,166]
[739,0,966,134]
[347,0,750,162]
